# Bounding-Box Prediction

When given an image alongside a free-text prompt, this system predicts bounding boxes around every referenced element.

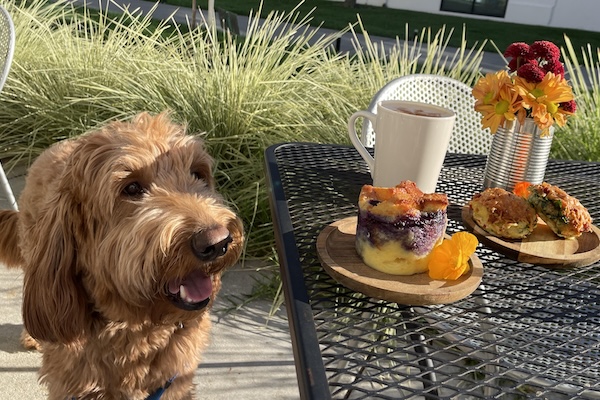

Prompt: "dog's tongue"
[168,270,212,303]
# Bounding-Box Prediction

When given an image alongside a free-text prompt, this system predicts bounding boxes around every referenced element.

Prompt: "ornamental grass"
[2,0,597,269]
[0,0,487,261]
[554,36,600,162]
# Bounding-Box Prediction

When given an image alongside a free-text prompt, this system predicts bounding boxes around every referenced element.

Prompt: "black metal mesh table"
[264,142,600,400]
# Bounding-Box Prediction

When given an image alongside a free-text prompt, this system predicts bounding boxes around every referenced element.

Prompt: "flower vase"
[482,118,553,191]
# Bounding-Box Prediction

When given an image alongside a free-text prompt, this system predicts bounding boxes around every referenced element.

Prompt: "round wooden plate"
[461,205,600,268]
[316,216,483,305]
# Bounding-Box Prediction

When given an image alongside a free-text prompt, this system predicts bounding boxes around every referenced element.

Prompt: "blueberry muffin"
[355,181,448,275]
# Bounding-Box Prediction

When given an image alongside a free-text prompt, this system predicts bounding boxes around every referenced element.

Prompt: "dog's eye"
[191,171,204,180]
[122,182,146,197]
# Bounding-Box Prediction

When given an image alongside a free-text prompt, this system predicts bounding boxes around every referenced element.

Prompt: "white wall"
[344,0,600,33]
[505,0,555,27]
[362,0,387,6]
[550,0,600,33]
[385,0,439,13]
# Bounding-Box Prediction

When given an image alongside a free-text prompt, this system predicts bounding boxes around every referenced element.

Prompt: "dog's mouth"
[166,270,213,311]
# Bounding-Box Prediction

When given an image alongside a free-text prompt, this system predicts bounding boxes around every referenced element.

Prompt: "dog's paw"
[20,329,42,351]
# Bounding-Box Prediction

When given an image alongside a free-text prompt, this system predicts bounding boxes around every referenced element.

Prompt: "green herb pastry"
[526,182,593,239]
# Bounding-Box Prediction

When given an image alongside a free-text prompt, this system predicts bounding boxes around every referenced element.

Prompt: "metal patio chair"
[0,5,17,210]
[361,74,492,154]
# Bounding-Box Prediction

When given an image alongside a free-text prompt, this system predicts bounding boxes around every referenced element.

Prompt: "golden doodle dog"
[0,112,244,399]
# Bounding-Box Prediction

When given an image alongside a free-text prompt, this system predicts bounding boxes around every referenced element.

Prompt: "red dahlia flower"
[560,100,577,114]
[543,59,565,76]
[505,42,530,72]
[528,40,561,62]
[504,42,530,59]
[517,60,545,83]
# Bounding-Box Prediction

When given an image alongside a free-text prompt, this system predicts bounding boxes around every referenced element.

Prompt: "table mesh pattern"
[274,143,600,399]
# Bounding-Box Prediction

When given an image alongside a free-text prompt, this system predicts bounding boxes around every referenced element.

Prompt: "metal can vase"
[482,118,553,191]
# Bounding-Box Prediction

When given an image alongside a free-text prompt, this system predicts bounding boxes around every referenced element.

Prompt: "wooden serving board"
[316,217,483,305]
[461,205,600,268]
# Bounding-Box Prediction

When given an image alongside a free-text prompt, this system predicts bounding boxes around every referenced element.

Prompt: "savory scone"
[355,181,448,275]
[469,187,537,239]
[525,182,593,239]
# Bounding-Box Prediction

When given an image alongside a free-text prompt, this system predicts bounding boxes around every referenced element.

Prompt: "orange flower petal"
[428,232,478,280]
[454,231,479,255]
[513,181,531,197]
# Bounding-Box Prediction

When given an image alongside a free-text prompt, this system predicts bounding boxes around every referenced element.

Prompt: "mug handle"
[347,110,375,172]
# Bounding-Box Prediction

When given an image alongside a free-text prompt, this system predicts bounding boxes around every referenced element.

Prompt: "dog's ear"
[22,195,91,343]
[0,210,24,267]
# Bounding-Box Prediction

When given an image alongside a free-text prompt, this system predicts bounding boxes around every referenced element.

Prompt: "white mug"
[348,100,456,193]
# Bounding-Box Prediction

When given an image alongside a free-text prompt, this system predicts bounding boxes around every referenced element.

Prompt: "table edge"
[264,143,332,400]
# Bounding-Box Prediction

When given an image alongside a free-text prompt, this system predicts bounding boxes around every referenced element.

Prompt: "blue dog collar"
[146,374,177,400]
[69,374,177,400]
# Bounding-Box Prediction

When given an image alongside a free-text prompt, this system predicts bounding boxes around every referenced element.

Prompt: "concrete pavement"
[0,165,299,399]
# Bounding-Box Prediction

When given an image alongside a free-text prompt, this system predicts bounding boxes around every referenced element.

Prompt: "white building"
[345,0,599,33]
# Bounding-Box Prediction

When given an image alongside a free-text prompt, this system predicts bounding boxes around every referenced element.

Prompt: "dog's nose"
[191,226,233,261]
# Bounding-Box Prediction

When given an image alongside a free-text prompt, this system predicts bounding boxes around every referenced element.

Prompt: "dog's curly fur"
[0,112,244,399]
